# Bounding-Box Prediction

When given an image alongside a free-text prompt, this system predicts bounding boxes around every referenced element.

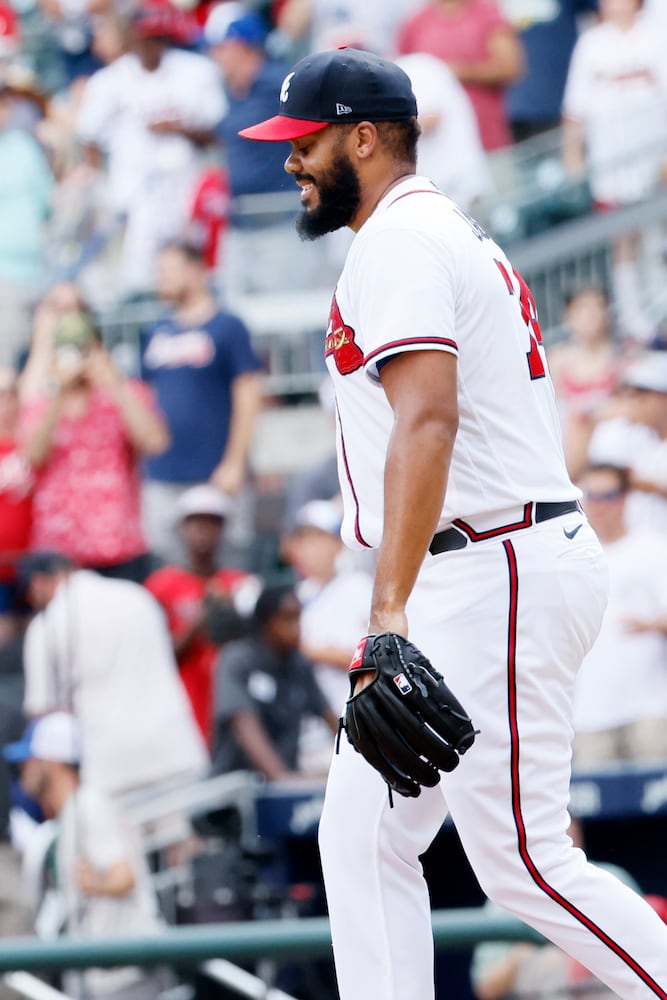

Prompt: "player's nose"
[284,147,301,174]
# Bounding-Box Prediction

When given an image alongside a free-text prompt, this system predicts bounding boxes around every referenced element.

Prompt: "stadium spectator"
[145,483,260,748]
[0,69,53,366]
[282,376,339,533]
[273,0,423,58]
[0,367,33,640]
[395,52,492,211]
[19,552,209,805]
[75,3,225,297]
[396,0,524,151]
[4,712,167,1000]
[19,297,168,582]
[561,0,667,342]
[205,4,322,295]
[502,0,597,142]
[586,351,667,534]
[572,463,667,766]
[0,633,31,956]
[211,583,338,780]
[282,499,372,774]
[141,241,263,564]
[547,284,622,477]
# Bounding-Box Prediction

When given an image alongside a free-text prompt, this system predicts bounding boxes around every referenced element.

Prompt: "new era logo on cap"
[336,103,352,115]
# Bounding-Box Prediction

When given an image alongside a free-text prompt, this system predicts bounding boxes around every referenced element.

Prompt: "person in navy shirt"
[141,241,262,562]
[204,7,323,294]
[505,0,598,142]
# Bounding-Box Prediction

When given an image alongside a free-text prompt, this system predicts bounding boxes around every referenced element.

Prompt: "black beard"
[295,152,362,241]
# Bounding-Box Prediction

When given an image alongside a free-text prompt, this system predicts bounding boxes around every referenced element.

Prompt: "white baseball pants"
[319,517,667,999]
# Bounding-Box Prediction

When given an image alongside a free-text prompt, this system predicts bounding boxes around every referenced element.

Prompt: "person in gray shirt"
[212,584,339,780]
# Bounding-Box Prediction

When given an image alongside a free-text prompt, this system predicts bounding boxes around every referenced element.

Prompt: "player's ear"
[351,121,379,161]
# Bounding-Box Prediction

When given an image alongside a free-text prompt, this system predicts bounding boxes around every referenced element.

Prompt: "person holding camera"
[18,284,169,583]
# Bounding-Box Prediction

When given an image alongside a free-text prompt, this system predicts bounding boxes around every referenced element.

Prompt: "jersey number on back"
[494,259,546,380]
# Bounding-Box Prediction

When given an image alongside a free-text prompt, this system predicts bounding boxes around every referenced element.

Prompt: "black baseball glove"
[343,633,477,798]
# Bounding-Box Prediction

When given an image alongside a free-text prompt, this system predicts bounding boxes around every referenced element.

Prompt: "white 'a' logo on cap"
[280,71,295,105]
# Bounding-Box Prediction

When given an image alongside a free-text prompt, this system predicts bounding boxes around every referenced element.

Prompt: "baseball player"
[240,48,667,1000]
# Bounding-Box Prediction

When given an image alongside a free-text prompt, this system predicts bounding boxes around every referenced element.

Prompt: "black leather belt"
[429,500,581,556]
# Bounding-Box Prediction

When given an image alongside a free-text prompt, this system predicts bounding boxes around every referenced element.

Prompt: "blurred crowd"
[1,1,667,997]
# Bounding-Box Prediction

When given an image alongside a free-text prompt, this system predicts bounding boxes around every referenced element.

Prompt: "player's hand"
[355,608,409,695]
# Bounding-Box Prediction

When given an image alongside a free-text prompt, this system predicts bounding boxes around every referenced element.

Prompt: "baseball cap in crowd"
[15,550,75,596]
[3,712,82,766]
[238,47,418,142]
[204,4,268,48]
[176,484,233,521]
[132,2,184,40]
[293,499,343,536]
[621,351,667,394]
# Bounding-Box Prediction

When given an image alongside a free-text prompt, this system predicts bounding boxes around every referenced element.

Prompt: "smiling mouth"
[296,177,316,203]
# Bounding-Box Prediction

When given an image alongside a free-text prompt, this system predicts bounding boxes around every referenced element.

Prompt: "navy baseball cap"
[239,47,418,142]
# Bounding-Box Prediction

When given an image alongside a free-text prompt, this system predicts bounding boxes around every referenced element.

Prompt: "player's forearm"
[371,410,455,633]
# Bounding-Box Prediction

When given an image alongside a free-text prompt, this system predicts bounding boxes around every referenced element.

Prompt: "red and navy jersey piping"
[365,337,458,366]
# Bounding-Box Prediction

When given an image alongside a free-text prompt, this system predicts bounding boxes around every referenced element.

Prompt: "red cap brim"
[238,116,329,142]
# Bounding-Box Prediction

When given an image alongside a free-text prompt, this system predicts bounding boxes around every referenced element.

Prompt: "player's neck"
[351,170,416,232]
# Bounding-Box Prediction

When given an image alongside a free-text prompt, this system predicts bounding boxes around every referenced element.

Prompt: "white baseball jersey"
[325,176,578,551]
[319,173,667,1000]
[562,19,667,204]
[77,49,225,213]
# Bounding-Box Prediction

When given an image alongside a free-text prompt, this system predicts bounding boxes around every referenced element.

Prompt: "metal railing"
[0,909,543,974]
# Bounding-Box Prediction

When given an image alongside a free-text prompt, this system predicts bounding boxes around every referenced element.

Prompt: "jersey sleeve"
[350,227,459,382]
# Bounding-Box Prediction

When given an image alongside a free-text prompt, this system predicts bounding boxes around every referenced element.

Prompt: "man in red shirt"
[397,0,524,151]
[145,484,259,746]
